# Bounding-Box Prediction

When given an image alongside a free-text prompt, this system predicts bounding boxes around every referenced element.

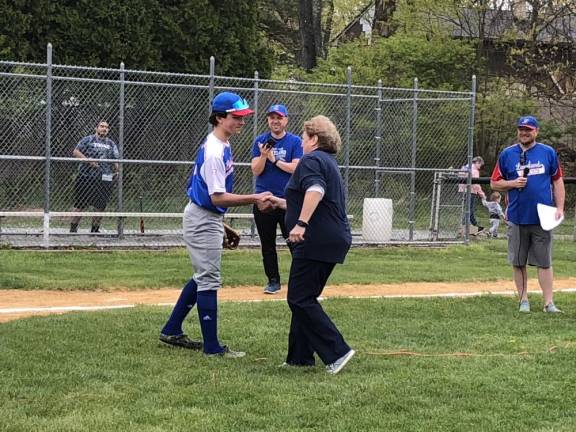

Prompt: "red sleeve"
[490,162,503,182]
[552,160,563,181]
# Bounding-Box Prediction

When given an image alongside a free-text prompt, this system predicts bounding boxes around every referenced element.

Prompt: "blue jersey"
[252,132,302,197]
[491,143,562,225]
[187,133,234,214]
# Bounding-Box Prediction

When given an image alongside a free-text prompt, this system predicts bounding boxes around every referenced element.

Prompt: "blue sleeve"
[292,137,303,159]
[298,156,326,191]
[498,151,509,180]
[549,148,559,176]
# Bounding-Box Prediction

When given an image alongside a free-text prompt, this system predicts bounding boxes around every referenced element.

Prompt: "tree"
[0,0,272,77]
[300,0,318,69]
[260,0,336,70]
[373,0,398,36]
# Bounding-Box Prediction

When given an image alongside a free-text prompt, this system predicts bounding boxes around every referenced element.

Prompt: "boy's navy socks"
[161,278,198,336]
[197,290,222,354]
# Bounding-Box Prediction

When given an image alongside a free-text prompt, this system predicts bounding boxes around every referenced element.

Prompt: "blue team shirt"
[491,143,562,225]
[252,132,302,197]
[187,133,234,214]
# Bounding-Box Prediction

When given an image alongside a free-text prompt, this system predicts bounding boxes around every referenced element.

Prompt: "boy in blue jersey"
[491,116,565,313]
[160,92,272,358]
[251,104,303,294]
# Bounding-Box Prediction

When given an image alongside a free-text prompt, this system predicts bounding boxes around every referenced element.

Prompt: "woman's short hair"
[209,112,227,126]
[303,115,341,154]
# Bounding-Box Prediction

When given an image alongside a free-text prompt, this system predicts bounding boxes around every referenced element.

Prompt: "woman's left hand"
[288,225,306,243]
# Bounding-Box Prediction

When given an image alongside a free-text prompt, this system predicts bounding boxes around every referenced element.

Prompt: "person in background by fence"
[70,120,119,234]
[459,155,486,235]
[481,191,506,238]
[262,115,355,375]
[490,115,565,314]
[251,104,303,294]
[159,92,272,358]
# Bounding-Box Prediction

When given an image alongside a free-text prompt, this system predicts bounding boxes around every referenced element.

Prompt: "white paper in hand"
[537,203,564,231]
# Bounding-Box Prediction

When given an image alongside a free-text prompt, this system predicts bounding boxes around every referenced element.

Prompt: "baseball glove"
[223,223,241,250]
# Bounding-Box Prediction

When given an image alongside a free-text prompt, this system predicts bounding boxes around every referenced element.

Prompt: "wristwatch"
[296,220,308,228]
[273,159,279,166]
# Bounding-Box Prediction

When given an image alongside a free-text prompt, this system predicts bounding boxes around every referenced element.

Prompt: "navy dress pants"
[286,257,350,366]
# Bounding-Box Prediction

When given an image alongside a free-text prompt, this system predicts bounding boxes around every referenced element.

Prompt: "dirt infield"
[2,278,576,323]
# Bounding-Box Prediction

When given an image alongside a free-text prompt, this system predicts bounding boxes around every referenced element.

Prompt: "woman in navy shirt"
[263,115,355,374]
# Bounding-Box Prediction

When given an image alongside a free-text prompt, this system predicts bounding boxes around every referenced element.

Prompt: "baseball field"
[1,241,576,431]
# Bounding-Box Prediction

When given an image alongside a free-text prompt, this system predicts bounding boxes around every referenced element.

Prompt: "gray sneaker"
[543,302,563,313]
[205,345,246,358]
[326,349,355,375]
[264,280,281,294]
[518,300,530,313]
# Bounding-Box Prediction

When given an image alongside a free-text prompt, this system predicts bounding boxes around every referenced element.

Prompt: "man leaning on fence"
[70,120,119,234]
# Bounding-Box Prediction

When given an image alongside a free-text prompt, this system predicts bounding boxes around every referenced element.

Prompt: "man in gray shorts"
[490,116,565,313]
[159,92,272,357]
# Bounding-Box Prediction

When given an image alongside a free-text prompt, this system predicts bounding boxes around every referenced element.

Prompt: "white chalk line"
[2,288,576,315]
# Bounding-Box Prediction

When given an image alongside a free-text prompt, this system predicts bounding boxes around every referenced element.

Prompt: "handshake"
[254,192,286,213]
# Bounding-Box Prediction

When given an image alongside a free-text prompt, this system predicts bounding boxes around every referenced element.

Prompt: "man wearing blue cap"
[159,92,272,357]
[491,115,565,314]
[251,104,303,294]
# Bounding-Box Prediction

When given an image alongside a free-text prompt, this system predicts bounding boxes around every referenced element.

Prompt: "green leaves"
[0,0,272,77]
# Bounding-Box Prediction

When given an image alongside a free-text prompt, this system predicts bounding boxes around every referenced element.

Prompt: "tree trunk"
[373,0,397,37]
[299,0,317,70]
[321,0,334,59]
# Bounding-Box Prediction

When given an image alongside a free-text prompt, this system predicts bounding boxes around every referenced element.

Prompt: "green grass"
[2,295,576,431]
[1,241,575,290]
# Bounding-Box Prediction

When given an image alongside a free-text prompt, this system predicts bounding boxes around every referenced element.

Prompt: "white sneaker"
[326,349,355,375]
[543,303,563,314]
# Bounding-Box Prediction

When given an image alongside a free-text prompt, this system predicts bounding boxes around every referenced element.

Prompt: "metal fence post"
[43,43,53,248]
[374,79,382,196]
[207,56,215,135]
[464,75,477,245]
[408,78,418,241]
[117,62,125,238]
[250,70,260,238]
[345,67,352,208]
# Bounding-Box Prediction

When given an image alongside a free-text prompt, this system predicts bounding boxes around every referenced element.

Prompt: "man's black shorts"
[74,175,113,210]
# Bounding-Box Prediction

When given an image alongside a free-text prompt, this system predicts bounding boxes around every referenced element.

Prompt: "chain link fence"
[6,45,567,249]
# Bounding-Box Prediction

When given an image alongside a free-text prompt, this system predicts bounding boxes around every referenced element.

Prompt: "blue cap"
[267,104,288,117]
[212,92,254,116]
[517,115,539,130]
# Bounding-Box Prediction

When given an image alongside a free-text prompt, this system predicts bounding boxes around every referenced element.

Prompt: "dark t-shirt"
[285,149,351,264]
[75,135,119,177]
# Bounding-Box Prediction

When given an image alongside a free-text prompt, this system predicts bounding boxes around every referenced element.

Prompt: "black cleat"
[159,333,203,350]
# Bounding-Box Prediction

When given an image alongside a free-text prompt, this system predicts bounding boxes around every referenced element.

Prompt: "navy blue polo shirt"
[285,149,351,264]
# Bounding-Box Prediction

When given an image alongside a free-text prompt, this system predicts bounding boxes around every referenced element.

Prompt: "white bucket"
[362,198,393,242]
